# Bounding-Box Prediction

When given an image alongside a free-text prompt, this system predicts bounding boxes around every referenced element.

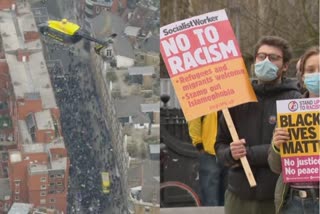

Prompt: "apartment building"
[0,1,69,213]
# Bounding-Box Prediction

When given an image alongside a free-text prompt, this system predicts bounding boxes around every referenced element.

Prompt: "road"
[29,1,127,213]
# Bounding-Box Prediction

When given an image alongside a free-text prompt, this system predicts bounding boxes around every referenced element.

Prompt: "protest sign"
[160,9,258,187]
[277,98,320,183]
[160,9,256,121]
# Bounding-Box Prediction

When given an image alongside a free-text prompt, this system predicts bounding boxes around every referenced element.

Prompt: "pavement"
[160,207,224,214]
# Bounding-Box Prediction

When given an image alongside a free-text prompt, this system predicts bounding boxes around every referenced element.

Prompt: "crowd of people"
[46,45,127,214]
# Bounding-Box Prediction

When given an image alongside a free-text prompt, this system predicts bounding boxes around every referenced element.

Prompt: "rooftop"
[124,26,141,37]
[0,4,42,52]
[140,35,160,53]
[141,103,160,113]
[0,178,11,200]
[18,120,33,144]
[23,140,66,153]
[9,151,22,163]
[141,159,160,203]
[34,110,54,130]
[50,157,67,170]
[29,163,48,174]
[128,66,155,76]
[0,5,57,109]
[115,95,144,118]
[8,203,33,214]
[6,51,57,108]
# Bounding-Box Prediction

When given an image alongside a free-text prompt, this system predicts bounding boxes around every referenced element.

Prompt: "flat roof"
[29,163,48,174]
[124,26,141,37]
[51,157,67,170]
[6,52,57,108]
[0,5,57,109]
[34,110,54,130]
[0,4,42,52]
[9,151,22,163]
[128,66,155,76]
[8,203,33,214]
[0,178,11,200]
[140,103,160,113]
[23,140,66,153]
[18,120,33,144]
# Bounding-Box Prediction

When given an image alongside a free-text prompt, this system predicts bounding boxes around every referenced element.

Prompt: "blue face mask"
[254,59,279,81]
[304,73,320,96]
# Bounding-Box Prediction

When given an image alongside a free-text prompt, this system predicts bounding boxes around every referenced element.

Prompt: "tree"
[161,0,319,76]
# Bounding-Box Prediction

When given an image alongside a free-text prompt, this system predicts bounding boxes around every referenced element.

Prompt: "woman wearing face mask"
[268,46,320,214]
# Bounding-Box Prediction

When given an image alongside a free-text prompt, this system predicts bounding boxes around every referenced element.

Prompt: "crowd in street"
[47,44,127,214]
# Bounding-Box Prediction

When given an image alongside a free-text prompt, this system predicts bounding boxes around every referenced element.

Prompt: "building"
[8,202,61,214]
[0,1,69,213]
[128,0,158,35]
[128,66,155,90]
[84,0,127,30]
[140,103,160,125]
[114,96,150,129]
[91,12,135,68]
[136,35,160,66]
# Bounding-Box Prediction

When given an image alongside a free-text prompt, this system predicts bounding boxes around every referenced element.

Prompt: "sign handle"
[222,108,257,187]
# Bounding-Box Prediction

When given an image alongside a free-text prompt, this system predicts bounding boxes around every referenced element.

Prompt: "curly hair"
[254,36,292,64]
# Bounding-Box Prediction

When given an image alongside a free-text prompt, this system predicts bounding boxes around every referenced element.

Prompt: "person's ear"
[282,63,289,72]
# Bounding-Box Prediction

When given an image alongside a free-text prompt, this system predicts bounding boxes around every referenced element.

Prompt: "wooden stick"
[222,108,257,187]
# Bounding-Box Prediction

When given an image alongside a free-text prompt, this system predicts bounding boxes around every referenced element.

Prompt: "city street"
[29,1,127,213]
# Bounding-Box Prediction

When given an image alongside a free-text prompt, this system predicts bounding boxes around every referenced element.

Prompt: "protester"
[214,35,301,214]
[188,112,226,206]
[268,46,320,214]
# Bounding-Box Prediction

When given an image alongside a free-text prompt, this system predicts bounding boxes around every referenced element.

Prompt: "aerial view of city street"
[0,0,160,213]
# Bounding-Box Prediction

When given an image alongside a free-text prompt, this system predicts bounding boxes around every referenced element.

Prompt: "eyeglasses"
[256,53,283,62]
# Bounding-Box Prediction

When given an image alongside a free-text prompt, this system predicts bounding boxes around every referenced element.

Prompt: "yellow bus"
[101,172,110,194]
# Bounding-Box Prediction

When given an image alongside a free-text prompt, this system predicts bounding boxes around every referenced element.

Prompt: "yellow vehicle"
[38,19,116,55]
[101,172,111,194]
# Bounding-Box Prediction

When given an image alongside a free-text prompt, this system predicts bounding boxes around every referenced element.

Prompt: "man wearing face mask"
[214,36,302,214]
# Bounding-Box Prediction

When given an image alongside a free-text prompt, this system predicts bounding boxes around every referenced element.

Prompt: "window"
[40,191,46,196]
[15,190,19,194]
[41,185,46,190]
[40,199,46,204]
[14,180,20,186]
[56,181,62,186]
[50,198,56,203]
[49,183,55,187]
[40,177,46,182]
[106,49,112,57]
[49,174,55,179]
[56,174,64,178]
[15,195,19,201]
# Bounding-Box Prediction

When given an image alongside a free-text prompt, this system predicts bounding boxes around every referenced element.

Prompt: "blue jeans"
[199,152,226,206]
[281,189,319,214]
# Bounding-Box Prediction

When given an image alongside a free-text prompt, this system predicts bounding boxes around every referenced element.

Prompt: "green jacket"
[268,91,312,213]
[268,142,289,214]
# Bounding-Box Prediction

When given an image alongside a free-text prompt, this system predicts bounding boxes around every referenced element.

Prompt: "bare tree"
[161,0,319,76]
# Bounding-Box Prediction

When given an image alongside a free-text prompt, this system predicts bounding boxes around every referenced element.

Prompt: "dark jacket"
[215,78,301,201]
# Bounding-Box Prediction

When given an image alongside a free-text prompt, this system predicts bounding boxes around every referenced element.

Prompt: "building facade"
[0,1,69,213]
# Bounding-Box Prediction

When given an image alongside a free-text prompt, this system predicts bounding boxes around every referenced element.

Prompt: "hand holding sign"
[160,9,257,187]
[272,128,290,149]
